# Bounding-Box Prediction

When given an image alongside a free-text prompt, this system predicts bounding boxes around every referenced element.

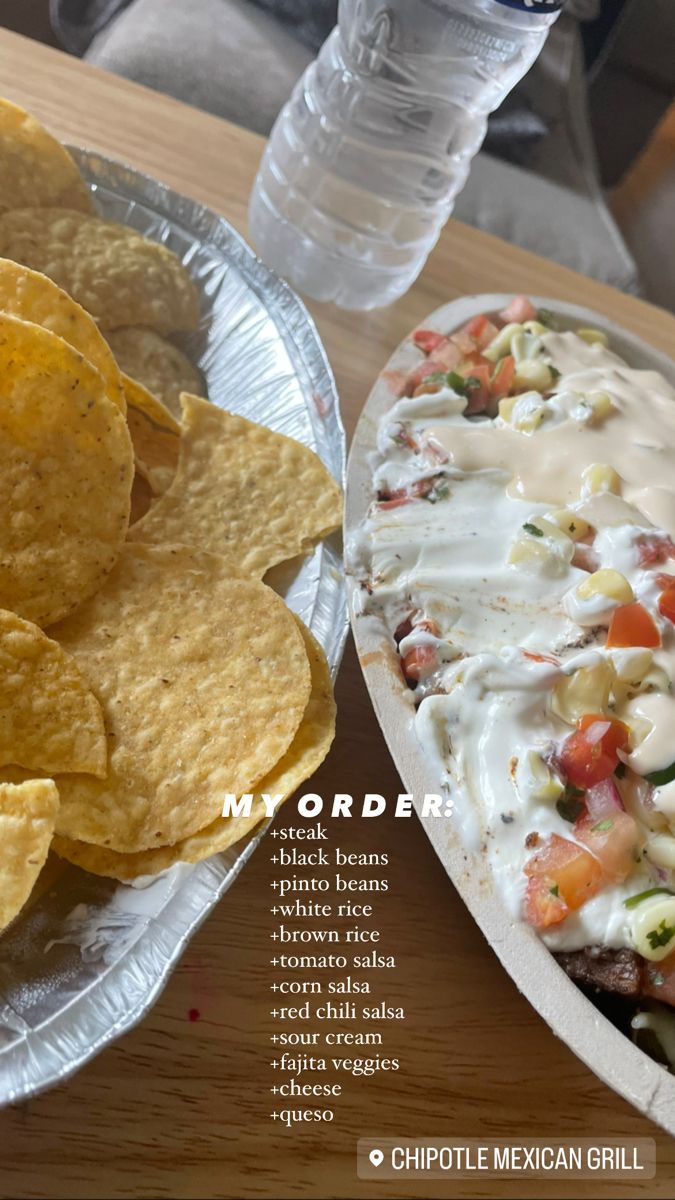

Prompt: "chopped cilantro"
[624,887,675,910]
[447,371,481,397]
[591,818,614,832]
[446,371,466,393]
[523,522,544,537]
[550,884,560,897]
[548,365,561,382]
[646,920,675,951]
[556,788,585,824]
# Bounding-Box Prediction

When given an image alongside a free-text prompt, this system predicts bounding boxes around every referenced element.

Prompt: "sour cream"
[354,320,675,954]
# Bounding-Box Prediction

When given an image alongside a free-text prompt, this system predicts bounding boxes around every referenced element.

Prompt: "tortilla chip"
[52,805,266,881]
[107,326,203,419]
[0,98,91,215]
[50,545,312,852]
[0,609,106,777]
[0,208,199,334]
[0,779,59,933]
[128,395,343,576]
[0,258,124,411]
[124,373,180,495]
[0,314,133,627]
[52,619,335,878]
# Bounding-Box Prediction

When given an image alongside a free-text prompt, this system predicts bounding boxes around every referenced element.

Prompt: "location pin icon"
[369,1149,384,1168]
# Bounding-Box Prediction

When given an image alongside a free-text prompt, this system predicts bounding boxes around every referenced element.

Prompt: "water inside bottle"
[249,0,558,308]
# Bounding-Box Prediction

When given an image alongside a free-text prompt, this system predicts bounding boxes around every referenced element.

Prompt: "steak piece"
[556,946,644,998]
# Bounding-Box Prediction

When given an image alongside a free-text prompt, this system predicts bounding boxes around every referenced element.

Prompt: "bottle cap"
[495,0,565,11]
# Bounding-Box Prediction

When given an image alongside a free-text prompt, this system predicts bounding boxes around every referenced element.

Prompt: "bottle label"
[495,0,564,10]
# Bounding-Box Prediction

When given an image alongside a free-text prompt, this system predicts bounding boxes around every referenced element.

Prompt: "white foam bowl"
[345,294,675,1136]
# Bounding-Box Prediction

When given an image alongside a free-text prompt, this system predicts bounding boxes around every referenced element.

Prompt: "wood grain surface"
[0,29,674,1200]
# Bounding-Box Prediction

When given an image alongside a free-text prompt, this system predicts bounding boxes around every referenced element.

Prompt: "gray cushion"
[454,153,638,294]
[87,0,313,136]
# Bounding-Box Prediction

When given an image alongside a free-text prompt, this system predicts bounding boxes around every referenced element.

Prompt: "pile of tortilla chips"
[0,99,342,932]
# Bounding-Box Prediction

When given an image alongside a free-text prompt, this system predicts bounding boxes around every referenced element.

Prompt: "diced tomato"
[476,320,500,351]
[644,951,675,1007]
[462,313,488,341]
[406,344,465,394]
[401,643,435,685]
[636,532,675,566]
[571,542,599,573]
[450,329,478,357]
[574,811,637,883]
[433,339,464,370]
[658,588,675,624]
[413,329,446,354]
[577,713,629,751]
[524,876,569,929]
[490,354,515,399]
[606,602,661,648]
[499,295,538,325]
[558,714,629,789]
[524,834,603,928]
[455,354,482,375]
[405,358,449,394]
[461,313,500,351]
[574,782,637,883]
[460,362,492,414]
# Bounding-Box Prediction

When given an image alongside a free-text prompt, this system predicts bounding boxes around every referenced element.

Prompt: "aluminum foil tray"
[0,149,347,1105]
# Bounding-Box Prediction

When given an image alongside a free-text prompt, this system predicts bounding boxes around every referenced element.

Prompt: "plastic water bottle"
[249,0,563,310]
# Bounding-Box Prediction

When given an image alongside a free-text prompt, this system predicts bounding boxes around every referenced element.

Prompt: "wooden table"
[0,28,674,1200]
